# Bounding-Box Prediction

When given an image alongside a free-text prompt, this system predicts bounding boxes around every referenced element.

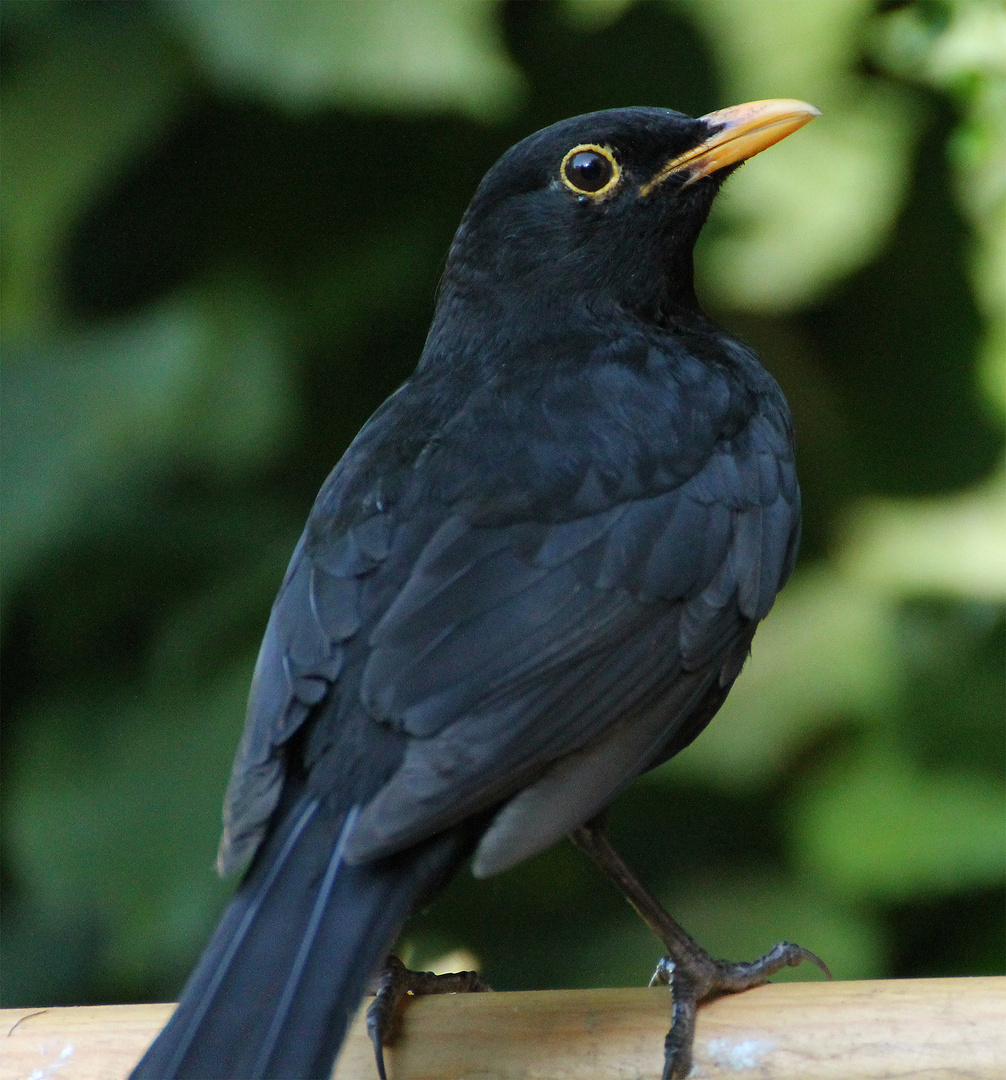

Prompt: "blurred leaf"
[145,533,299,684]
[169,0,523,117]
[791,741,1006,901]
[839,470,1006,599]
[871,0,1006,416]
[561,0,638,30]
[661,565,899,787]
[894,600,1004,778]
[684,0,922,311]
[177,279,294,473]
[0,3,183,337]
[0,285,292,588]
[4,663,254,991]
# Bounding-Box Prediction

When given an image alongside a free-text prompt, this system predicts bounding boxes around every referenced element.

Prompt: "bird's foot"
[649,943,831,1079]
[570,817,829,1080]
[366,953,492,1080]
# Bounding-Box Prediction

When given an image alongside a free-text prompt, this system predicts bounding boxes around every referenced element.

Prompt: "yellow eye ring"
[560,144,621,198]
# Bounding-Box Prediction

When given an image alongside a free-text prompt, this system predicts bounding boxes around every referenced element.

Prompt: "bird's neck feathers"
[428,176,723,356]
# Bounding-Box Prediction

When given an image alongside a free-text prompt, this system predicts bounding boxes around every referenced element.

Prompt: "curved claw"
[366,1001,391,1080]
[366,953,493,1079]
[789,943,833,980]
[366,956,408,1080]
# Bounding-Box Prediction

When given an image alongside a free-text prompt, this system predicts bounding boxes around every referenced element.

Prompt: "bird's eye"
[560,144,620,197]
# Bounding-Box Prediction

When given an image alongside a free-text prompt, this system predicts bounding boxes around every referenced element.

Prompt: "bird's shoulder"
[312,320,790,535]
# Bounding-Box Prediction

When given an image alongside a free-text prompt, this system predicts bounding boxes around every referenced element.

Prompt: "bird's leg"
[570,815,829,1080]
[366,953,492,1080]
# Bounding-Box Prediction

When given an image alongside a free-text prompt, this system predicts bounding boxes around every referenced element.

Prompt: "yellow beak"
[640,98,820,196]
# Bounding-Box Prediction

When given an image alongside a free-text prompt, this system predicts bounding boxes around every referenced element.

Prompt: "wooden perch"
[2,978,1003,1080]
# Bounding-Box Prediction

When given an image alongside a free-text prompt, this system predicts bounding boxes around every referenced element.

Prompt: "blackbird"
[131,99,823,1080]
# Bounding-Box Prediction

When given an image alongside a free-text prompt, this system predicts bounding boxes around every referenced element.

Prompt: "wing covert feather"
[218,346,799,876]
[346,427,798,863]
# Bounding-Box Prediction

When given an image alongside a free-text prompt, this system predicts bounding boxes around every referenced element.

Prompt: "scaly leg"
[570,816,829,1080]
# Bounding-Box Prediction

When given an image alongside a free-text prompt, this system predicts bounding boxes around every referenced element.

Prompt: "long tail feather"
[130,799,473,1080]
[249,805,359,1078]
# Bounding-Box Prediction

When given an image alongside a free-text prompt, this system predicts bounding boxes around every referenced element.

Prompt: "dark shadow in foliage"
[887,884,1006,978]
[802,91,1000,496]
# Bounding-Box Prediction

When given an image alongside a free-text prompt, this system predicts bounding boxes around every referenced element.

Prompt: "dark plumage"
[131,100,819,1080]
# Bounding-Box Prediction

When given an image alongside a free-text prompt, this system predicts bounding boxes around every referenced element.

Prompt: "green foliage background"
[2,0,1003,1011]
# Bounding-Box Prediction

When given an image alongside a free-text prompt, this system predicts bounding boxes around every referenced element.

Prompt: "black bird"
[131,99,823,1080]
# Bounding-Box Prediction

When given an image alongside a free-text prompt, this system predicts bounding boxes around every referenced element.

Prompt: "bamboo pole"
[2,978,1003,1080]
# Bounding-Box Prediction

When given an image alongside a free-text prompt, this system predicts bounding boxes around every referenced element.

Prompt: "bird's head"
[438,100,818,327]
